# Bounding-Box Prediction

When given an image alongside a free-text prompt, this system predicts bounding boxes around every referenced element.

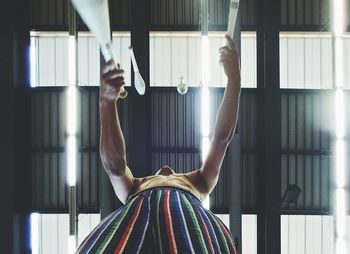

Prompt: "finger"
[225,34,235,49]
[220,54,233,61]
[103,76,125,84]
[105,74,125,83]
[219,46,233,56]
[102,68,125,79]
[219,55,233,64]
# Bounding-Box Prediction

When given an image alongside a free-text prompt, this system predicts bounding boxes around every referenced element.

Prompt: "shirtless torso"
[129,169,208,202]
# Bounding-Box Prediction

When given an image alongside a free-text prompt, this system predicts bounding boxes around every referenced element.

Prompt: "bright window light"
[68,234,76,254]
[30,37,37,88]
[67,136,77,186]
[68,36,76,85]
[30,213,39,254]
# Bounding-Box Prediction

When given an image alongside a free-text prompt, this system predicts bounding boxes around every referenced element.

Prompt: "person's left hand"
[219,34,241,82]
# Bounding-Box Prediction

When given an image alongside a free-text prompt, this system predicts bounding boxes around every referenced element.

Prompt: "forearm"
[212,77,241,143]
[99,99,126,175]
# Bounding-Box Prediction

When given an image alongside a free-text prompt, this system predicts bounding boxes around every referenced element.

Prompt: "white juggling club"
[129,47,146,95]
[227,0,240,38]
[70,0,130,97]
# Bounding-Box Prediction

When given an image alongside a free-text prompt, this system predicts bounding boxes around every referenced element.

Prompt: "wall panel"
[150,89,201,149]
[281,91,334,212]
[30,0,129,29]
[150,32,257,88]
[31,32,131,87]
[30,0,68,28]
[280,0,330,29]
[281,215,335,254]
[280,33,333,89]
[149,0,256,29]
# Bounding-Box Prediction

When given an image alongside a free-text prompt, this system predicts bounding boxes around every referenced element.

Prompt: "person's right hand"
[100,60,125,102]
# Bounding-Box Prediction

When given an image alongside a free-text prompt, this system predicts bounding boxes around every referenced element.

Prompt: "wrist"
[227,74,240,83]
[100,97,117,107]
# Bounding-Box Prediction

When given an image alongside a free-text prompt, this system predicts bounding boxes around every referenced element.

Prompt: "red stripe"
[197,211,215,253]
[114,197,144,254]
[164,190,176,254]
[215,217,236,254]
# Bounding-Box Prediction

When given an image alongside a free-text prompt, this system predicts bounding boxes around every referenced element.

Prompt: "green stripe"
[182,195,208,254]
[197,204,221,253]
[156,190,163,254]
[207,212,230,253]
[96,197,138,253]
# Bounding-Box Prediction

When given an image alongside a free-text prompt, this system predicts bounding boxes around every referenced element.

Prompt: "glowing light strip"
[30,213,39,254]
[67,85,78,136]
[335,139,346,189]
[30,37,37,88]
[335,89,345,139]
[201,87,210,136]
[201,34,210,209]
[67,135,77,186]
[333,0,347,252]
[67,35,78,187]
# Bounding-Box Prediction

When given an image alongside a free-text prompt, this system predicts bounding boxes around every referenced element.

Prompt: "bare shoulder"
[128,177,143,196]
[184,169,211,197]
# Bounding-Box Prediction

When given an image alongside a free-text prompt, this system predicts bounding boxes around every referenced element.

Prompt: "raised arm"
[99,61,134,203]
[199,35,241,194]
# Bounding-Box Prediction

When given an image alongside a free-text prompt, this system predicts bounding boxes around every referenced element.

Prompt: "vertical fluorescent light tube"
[335,89,345,139]
[67,85,78,136]
[201,87,210,136]
[67,135,77,186]
[30,213,39,254]
[335,139,346,189]
[30,37,37,88]
[333,0,347,253]
[201,35,210,209]
[67,35,77,187]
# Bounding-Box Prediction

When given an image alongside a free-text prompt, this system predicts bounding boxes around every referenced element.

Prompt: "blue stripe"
[79,208,124,253]
[191,196,221,253]
[174,191,192,252]
[127,191,152,253]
